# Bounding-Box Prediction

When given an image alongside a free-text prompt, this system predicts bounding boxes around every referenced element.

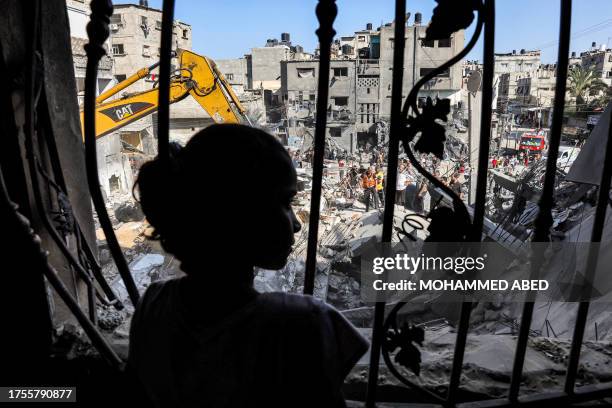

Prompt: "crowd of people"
[288,144,472,215]
[489,151,541,177]
[348,157,467,215]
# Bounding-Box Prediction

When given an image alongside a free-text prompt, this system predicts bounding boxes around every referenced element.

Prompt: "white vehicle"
[557,146,581,172]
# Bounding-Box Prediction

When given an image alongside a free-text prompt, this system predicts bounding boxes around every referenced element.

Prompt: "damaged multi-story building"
[67,0,115,105]
[494,49,541,113]
[68,0,130,201]
[514,64,558,128]
[280,13,464,154]
[107,1,198,193]
[68,0,233,200]
[212,33,313,140]
[580,42,612,86]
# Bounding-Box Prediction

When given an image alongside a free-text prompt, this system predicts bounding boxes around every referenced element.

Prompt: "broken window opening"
[421,39,435,48]
[438,37,451,47]
[297,68,315,78]
[329,127,342,137]
[120,131,143,152]
[420,67,450,78]
[333,96,349,107]
[109,175,121,194]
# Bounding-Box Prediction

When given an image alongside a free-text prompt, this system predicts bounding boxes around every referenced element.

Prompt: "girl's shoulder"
[256,292,332,318]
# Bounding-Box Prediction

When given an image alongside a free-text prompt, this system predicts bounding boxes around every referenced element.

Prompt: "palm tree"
[567,66,608,108]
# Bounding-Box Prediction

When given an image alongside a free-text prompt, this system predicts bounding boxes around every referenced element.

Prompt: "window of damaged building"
[297,67,315,78]
[420,67,450,78]
[120,131,143,152]
[112,43,125,55]
[438,37,452,47]
[110,14,122,26]
[333,67,348,77]
[421,38,435,47]
[329,127,342,137]
[333,96,349,106]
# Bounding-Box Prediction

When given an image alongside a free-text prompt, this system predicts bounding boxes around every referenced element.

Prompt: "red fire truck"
[519,130,547,153]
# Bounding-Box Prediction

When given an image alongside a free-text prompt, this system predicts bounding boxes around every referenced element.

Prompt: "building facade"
[67,0,135,199]
[280,14,464,153]
[494,49,541,112]
[67,0,114,105]
[580,44,612,86]
[282,59,357,150]
[108,3,211,149]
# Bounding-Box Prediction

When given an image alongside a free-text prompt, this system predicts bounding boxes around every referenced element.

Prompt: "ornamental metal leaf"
[386,323,425,376]
[403,97,450,159]
[425,0,480,40]
[426,206,470,242]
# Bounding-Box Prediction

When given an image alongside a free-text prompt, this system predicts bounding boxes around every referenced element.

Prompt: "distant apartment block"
[281,14,464,153]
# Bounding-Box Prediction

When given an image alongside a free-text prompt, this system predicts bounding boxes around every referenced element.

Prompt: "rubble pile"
[345,326,612,400]
[87,142,612,401]
[486,160,597,241]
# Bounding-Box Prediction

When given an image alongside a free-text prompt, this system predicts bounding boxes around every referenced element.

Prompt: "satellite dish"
[467,70,482,94]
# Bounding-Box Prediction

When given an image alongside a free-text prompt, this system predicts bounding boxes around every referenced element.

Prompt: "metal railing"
[15,0,610,405]
[2,0,126,370]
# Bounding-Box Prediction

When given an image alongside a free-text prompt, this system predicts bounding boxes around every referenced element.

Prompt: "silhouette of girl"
[129,124,368,407]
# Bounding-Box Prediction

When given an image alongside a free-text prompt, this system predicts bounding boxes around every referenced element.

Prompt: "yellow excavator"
[81,49,251,138]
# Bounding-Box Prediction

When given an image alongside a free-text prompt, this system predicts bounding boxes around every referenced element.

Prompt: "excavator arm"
[180,50,247,124]
[81,50,250,139]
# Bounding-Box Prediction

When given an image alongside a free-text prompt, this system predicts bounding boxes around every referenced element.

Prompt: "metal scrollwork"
[398,0,485,245]
[84,0,141,306]
[382,0,486,400]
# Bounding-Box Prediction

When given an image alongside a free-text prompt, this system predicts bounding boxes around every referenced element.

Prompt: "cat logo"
[99,102,155,123]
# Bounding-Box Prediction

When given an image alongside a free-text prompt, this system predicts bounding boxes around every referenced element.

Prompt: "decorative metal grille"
[11,0,609,405]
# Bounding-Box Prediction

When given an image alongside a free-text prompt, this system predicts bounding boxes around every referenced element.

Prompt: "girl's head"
[136,124,301,275]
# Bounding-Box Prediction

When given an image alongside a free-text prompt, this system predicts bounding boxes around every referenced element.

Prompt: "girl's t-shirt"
[128,278,369,408]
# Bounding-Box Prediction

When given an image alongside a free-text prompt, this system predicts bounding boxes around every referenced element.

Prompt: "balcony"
[357,58,380,76]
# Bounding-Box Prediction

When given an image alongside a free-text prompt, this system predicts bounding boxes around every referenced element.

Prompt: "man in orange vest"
[361,167,378,211]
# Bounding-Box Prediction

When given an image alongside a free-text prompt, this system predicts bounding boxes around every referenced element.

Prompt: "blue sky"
[116,0,612,63]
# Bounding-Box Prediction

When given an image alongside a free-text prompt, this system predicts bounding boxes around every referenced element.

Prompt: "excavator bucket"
[179,50,244,124]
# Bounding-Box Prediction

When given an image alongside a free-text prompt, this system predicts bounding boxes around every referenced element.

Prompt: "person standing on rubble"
[361,167,378,211]
[428,169,443,209]
[395,163,408,206]
[130,124,368,408]
[449,172,463,200]
[375,166,385,207]
[412,178,428,214]
[338,157,346,181]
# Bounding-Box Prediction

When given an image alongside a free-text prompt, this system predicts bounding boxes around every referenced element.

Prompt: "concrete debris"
[111,253,164,312]
[113,201,145,223]
[85,134,612,399]
[347,327,612,399]
[96,306,124,331]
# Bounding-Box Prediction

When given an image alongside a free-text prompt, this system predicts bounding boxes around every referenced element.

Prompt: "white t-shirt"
[396,171,408,191]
